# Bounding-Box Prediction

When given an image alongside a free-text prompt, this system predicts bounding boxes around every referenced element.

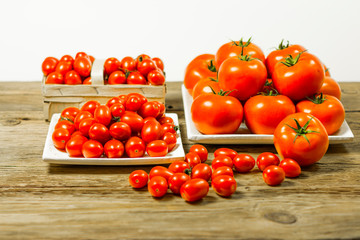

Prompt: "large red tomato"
[192,77,221,100]
[265,40,306,78]
[218,55,267,101]
[273,112,329,166]
[215,38,265,69]
[296,94,345,135]
[191,91,243,134]
[319,76,342,100]
[272,52,325,101]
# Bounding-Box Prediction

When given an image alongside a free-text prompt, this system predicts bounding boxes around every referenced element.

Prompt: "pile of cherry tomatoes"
[52,93,178,158]
[42,52,94,85]
[103,54,165,85]
[129,144,301,202]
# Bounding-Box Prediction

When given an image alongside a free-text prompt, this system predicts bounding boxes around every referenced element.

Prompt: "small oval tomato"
[189,144,208,163]
[168,161,190,174]
[108,70,126,84]
[45,72,64,84]
[162,123,177,135]
[233,154,255,173]
[138,102,160,119]
[125,136,145,158]
[74,56,91,77]
[146,140,168,157]
[185,152,201,168]
[212,175,237,197]
[147,69,165,85]
[80,100,100,116]
[78,118,97,137]
[104,139,124,158]
[127,71,146,85]
[214,148,238,160]
[263,165,285,186]
[153,101,165,119]
[137,58,158,77]
[192,77,221,99]
[141,121,162,143]
[121,111,144,133]
[125,95,142,112]
[152,57,164,71]
[109,122,131,141]
[158,116,174,125]
[94,105,112,127]
[60,55,74,65]
[64,70,82,85]
[135,54,151,66]
[75,52,89,59]
[180,179,209,202]
[148,176,168,198]
[55,119,76,135]
[212,166,234,180]
[191,163,212,181]
[55,61,73,76]
[279,158,301,178]
[42,57,59,76]
[65,135,88,157]
[256,152,280,172]
[110,103,126,118]
[82,140,104,158]
[120,56,136,72]
[88,123,111,145]
[319,76,341,100]
[74,111,93,130]
[52,128,71,150]
[149,166,174,181]
[129,170,148,188]
[106,97,122,108]
[162,132,177,152]
[211,155,233,170]
[168,173,190,195]
[104,57,120,76]
[61,107,80,120]
[127,93,148,105]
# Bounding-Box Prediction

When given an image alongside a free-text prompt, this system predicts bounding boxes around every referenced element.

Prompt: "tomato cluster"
[52,93,178,158]
[104,54,165,85]
[43,52,94,85]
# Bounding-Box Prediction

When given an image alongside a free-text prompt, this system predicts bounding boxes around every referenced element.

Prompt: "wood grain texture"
[0,81,360,240]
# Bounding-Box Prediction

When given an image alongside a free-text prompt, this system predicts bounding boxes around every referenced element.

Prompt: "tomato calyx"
[231,37,252,56]
[184,168,192,175]
[210,88,234,97]
[112,116,121,122]
[207,60,217,73]
[280,51,306,67]
[237,54,257,62]
[260,87,279,96]
[306,93,327,104]
[286,117,319,144]
[60,116,74,123]
[277,39,290,50]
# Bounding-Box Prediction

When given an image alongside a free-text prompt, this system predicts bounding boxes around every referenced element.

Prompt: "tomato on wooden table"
[212,175,237,197]
[256,152,280,171]
[129,170,148,188]
[168,173,190,195]
[279,158,301,178]
[233,154,255,173]
[168,161,190,174]
[211,155,233,170]
[263,165,285,186]
[180,179,209,202]
[189,144,208,163]
[212,166,234,180]
[185,152,201,168]
[191,163,212,181]
[148,176,168,198]
[149,166,174,181]
[214,148,238,160]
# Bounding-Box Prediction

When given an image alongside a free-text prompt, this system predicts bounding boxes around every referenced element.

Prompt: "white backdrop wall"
[0,0,359,82]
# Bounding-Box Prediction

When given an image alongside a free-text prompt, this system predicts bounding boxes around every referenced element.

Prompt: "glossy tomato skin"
[214,148,238,160]
[146,140,168,157]
[82,140,104,158]
[104,139,124,158]
[274,112,329,166]
[185,152,201,168]
[55,120,76,135]
[296,94,345,135]
[138,102,160,119]
[147,69,165,85]
[60,55,74,65]
[189,144,208,163]
[152,57,164,71]
[55,61,73,76]
[81,100,100,116]
[168,173,190,195]
[110,103,126,118]
[191,94,243,134]
[233,154,255,173]
[137,58,157,77]
[212,155,233,170]
[88,123,111,145]
[125,136,145,158]
[61,107,80,120]
[149,166,174,181]
[279,158,301,178]
[42,57,59,76]
[244,94,295,134]
[319,77,342,100]
[78,118,97,137]
[45,72,64,84]
[256,152,280,171]
[94,105,112,126]
[74,56,91,77]
[64,70,82,85]
[83,77,91,85]
[148,176,168,198]
[263,166,285,186]
[180,179,209,202]
[108,71,126,84]
[127,71,146,85]
[191,163,212,181]
[212,175,237,197]
[121,111,144,133]
[109,122,131,141]
[52,128,71,150]
[212,166,234,180]
[125,96,142,112]
[65,135,88,157]
[129,170,148,188]
[104,57,120,76]
[168,161,190,174]
[192,77,221,100]
[74,111,93,129]
[141,121,162,143]
[272,52,325,101]
[120,56,136,72]
[218,57,267,101]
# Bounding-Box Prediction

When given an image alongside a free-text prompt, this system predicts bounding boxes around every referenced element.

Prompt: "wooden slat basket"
[42,59,166,121]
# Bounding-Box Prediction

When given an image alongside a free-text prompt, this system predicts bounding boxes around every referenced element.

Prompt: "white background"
[0,0,359,82]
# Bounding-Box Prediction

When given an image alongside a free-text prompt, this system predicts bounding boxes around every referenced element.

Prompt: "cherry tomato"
[211,155,233,170]
[94,105,112,126]
[60,55,74,65]
[104,139,124,158]
[74,111,93,129]
[189,144,208,163]
[55,61,73,76]
[75,52,89,59]
[214,148,238,160]
[110,103,126,118]
[212,166,234,180]
[162,132,177,152]
[78,118,97,137]
[256,152,280,172]
[52,128,71,150]
[127,71,146,85]
[125,95,142,112]
[147,69,165,85]
[168,161,190,174]
[109,122,131,141]
[274,112,329,166]
[55,119,76,135]
[104,57,120,76]
[42,57,59,76]
[185,152,201,168]
[149,166,174,181]
[143,117,158,124]
[88,123,111,145]
[129,170,148,188]
[212,175,237,197]
[141,121,162,143]
[158,116,174,125]
[89,55,95,63]
[263,165,285,186]
[121,111,144,133]
[233,154,255,173]
[82,140,104,158]
[138,101,160,118]
[108,70,126,84]
[191,163,212,181]
[180,179,209,202]
[106,97,122,108]
[162,123,177,135]
[120,56,136,72]
[152,57,164,71]
[137,58,158,77]
[65,135,88,157]
[146,140,168,157]
[135,54,151,66]
[319,76,342,100]
[168,173,190,195]
[64,70,82,85]
[279,158,301,178]
[81,100,100,116]
[71,131,84,137]
[125,136,145,158]
[45,72,64,84]
[73,57,91,77]
[148,176,168,198]
[192,77,221,99]
[61,107,80,120]
[153,101,165,119]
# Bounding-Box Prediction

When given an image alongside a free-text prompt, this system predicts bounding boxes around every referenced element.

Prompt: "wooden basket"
[42,59,166,121]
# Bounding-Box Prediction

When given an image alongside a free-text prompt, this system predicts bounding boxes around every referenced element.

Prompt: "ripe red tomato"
[147,69,165,85]
[78,118,97,137]
[265,40,306,78]
[120,56,136,72]
[104,57,120,76]
[263,165,285,186]
[162,123,177,135]
[296,94,345,135]
[110,103,126,118]
[319,77,342,100]
[168,173,190,195]
[88,123,111,145]
[65,135,88,157]
[127,93,148,105]
[191,92,243,134]
[55,119,76,135]
[81,100,100,116]
[74,111,93,130]
[168,161,190,174]
[256,152,280,171]
[42,57,59,76]
[153,101,165,119]
[129,170,148,188]
[60,55,74,65]
[233,154,255,173]
[83,77,91,85]
[180,179,209,202]
[64,70,82,85]
[146,140,168,157]
[55,61,73,76]
[191,163,212,181]
[152,57,164,71]
[149,166,174,181]
[125,96,142,112]
[75,52,89,59]
[82,140,104,158]
[211,155,233,170]
[134,54,151,67]
[279,158,301,178]
[218,55,267,101]
[192,77,221,99]
[158,116,174,125]
[109,122,131,141]
[74,56,91,77]
[244,94,295,134]
[52,128,71,150]
[108,70,126,84]
[274,112,329,166]
[121,111,144,133]
[189,144,208,163]
[127,71,146,85]
[214,148,238,160]
[45,72,64,84]
[141,121,162,143]
[148,176,168,198]
[138,102,160,118]
[104,139,124,158]
[212,166,234,180]
[125,136,145,158]
[61,107,80,120]
[162,132,177,152]
[94,105,112,126]
[137,58,158,77]
[106,97,122,108]
[185,152,201,168]
[212,175,237,197]
[272,52,325,101]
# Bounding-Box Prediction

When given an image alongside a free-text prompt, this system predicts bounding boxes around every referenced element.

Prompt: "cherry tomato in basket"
[137,58,158,77]
[185,152,201,168]
[65,135,88,157]
[55,119,76,135]
[129,170,148,188]
[141,120,163,143]
[191,163,212,181]
[168,173,190,195]
[82,140,104,158]
[180,179,209,202]
[104,57,120,76]
[152,57,164,71]
[109,122,131,141]
[61,107,80,120]
[127,71,146,85]
[110,103,126,118]
[233,154,255,173]
[211,166,234,180]
[88,55,95,63]
[125,136,145,158]
[108,70,126,84]
[64,70,82,85]
[60,55,74,65]
[189,144,208,163]
[42,57,59,76]
[279,158,301,178]
[104,139,124,158]
[138,101,161,119]
[192,77,221,100]
[146,140,168,157]
[88,123,111,145]
[94,105,112,127]
[214,148,238,160]
[74,56,92,77]
[52,128,71,150]
[120,56,136,72]
[45,72,64,84]
[162,132,177,152]
[212,155,233,170]
[121,111,144,133]
[319,76,342,100]
[78,117,97,137]
[147,69,165,85]
[55,61,73,76]
[263,165,285,186]
[128,93,148,105]
[256,152,280,172]
[149,166,174,181]
[148,176,168,198]
[168,161,190,174]
[80,100,100,116]
[212,175,237,197]
[75,52,89,60]
[135,54,151,66]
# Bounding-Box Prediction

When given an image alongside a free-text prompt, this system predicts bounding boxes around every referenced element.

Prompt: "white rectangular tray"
[182,84,354,144]
[42,113,185,165]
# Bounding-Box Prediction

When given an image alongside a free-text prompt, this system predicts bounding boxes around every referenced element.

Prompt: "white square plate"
[182,84,354,144]
[42,113,185,165]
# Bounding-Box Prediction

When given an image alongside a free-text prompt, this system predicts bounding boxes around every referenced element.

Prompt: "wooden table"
[1,81,359,239]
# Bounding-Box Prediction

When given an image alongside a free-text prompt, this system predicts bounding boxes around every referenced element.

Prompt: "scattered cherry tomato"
[256,152,280,171]
[149,166,174,181]
[168,161,190,174]
[212,175,237,197]
[168,173,190,195]
[189,144,208,163]
[191,163,212,181]
[129,170,148,188]
[263,165,285,186]
[233,154,255,173]
[211,155,233,170]
[180,179,209,202]
[148,176,168,198]
[279,158,301,178]
[185,152,201,168]
[214,148,238,160]
[211,166,234,180]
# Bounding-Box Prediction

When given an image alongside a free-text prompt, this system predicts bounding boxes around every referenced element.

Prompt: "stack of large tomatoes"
[104,54,165,85]
[52,93,178,158]
[42,52,94,85]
